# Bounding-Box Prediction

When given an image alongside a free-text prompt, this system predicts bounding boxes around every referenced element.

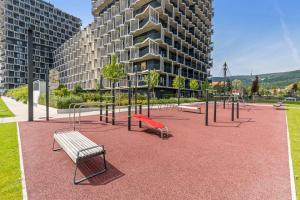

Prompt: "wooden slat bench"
[52,129,107,184]
[178,105,201,113]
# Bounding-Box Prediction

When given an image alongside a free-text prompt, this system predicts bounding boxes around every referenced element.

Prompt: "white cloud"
[274,1,300,65]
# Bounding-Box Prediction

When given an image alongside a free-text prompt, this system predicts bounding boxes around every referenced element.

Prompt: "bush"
[53,85,70,97]
[38,94,57,108]
[72,83,83,94]
[6,85,28,103]
[56,95,84,109]
[81,92,101,102]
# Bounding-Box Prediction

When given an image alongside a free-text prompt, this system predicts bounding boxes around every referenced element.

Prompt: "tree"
[190,79,199,97]
[144,70,160,98]
[201,78,210,96]
[251,75,259,95]
[292,83,298,92]
[172,75,185,98]
[226,78,232,92]
[292,83,298,95]
[232,79,242,90]
[251,75,259,101]
[102,54,126,84]
[102,54,126,119]
[190,79,199,90]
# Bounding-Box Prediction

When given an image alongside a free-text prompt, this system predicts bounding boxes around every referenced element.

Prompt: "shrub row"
[6,85,28,103]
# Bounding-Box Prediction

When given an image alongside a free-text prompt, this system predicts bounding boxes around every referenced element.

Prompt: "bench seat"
[53,130,106,184]
[132,114,168,138]
[178,105,201,113]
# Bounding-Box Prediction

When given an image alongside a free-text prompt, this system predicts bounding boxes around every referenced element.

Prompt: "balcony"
[130,40,159,60]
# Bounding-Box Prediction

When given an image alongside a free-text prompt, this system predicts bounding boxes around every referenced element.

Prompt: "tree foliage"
[102,54,126,83]
[172,75,185,90]
[251,76,259,95]
[201,79,210,94]
[232,79,242,90]
[53,85,70,97]
[145,70,160,90]
[226,79,232,92]
[145,70,160,97]
[73,83,83,94]
[292,83,298,91]
[190,79,199,91]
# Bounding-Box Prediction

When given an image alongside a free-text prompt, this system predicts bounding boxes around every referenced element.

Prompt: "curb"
[285,114,297,200]
[17,122,28,200]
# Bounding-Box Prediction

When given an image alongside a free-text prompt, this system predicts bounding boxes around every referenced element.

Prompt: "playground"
[18,103,293,200]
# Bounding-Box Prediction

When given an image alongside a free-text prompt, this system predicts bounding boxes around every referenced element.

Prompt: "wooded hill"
[213,70,300,88]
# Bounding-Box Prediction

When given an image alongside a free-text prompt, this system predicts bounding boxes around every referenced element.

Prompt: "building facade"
[54,0,213,95]
[0,0,81,90]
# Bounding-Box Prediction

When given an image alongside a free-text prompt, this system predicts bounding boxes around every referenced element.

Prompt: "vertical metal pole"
[99,75,103,121]
[128,105,131,131]
[231,97,234,121]
[213,96,217,122]
[105,105,108,123]
[139,104,142,128]
[205,90,209,126]
[128,76,132,106]
[237,100,239,119]
[27,28,34,121]
[46,69,49,121]
[147,69,150,117]
[128,76,132,131]
[100,105,103,121]
[135,66,138,114]
[177,69,180,106]
[112,82,115,125]
[223,98,226,109]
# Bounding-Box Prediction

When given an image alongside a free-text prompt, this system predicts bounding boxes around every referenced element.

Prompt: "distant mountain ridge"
[213,70,300,88]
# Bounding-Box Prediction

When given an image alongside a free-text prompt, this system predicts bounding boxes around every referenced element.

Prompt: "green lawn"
[0,97,14,118]
[286,104,300,199]
[0,123,22,200]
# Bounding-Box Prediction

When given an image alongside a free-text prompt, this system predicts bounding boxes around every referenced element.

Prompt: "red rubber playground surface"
[19,104,293,200]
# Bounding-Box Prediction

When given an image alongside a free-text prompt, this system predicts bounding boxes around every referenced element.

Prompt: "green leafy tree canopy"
[73,83,83,94]
[145,70,160,90]
[232,79,243,90]
[190,79,199,90]
[102,54,126,83]
[201,79,210,94]
[251,75,259,95]
[172,75,185,90]
[145,70,160,98]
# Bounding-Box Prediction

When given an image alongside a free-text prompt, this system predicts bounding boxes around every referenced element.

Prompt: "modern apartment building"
[0,0,81,90]
[54,0,213,95]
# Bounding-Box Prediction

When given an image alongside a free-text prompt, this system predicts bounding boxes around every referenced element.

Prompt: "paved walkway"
[19,104,293,200]
[0,96,200,123]
[0,96,118,123]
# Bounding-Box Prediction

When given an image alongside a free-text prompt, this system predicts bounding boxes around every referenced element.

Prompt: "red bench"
[132,114,168,138]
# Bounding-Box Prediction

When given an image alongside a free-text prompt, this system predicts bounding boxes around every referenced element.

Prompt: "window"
[8,58,14,64]
[7,17,14,24]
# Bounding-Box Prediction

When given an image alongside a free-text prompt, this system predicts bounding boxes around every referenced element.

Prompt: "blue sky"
[48,0,300,76]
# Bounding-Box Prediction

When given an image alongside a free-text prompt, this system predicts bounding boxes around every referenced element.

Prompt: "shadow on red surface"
[74,157,124,186]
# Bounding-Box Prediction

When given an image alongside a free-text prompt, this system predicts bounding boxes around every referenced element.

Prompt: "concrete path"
[0,96,178,123]
[0,96,101,123]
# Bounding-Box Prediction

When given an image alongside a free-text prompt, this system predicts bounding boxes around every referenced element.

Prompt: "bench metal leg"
[73,153,107,184]
[52,139,62,151]
[159,128,169,139]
